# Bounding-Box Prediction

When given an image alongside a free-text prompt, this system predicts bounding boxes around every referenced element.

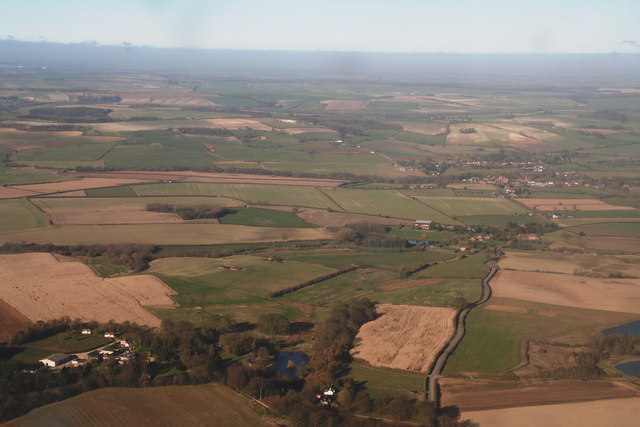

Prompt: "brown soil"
[296,208,412,227]
[585,236,640,251]
[490,270,640,314]
[66,170,345,187]
[0,253,176,327]
[117,91,215,106]
[0,187,40,199]
[280,127,337,134]
[350,303,456,372]
[441,378,640,411]
[12,178,154,195]
[0,298,30,343]
[320,100,367,111]
[515,341,589,376]
[206,118,272,130]
[464,397,640,427]
[47,211,183,225]
[519,198,635,211]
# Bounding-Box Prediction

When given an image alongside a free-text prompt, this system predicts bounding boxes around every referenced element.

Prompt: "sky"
[1,0,639,53]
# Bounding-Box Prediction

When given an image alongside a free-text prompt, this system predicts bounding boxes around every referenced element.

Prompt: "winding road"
[427,265,499,404]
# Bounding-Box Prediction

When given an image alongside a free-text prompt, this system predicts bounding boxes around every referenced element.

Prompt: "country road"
[427,265,499,404]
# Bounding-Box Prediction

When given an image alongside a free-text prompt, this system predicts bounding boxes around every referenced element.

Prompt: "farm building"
[81,329,92,335]
[415,220,432,229]
[104,332,116,338]
[39,353,75,367]
[516,233,540,241]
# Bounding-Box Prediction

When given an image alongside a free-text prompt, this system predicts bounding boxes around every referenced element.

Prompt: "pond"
[616,360,640,377]
[603,319,640,336]
[274,351,308,379]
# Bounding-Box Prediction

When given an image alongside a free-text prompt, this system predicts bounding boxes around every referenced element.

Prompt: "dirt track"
[350,304,456,373]
[0,253,176,327]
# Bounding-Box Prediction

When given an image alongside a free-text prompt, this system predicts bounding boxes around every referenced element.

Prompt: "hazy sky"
[2,0,639,53]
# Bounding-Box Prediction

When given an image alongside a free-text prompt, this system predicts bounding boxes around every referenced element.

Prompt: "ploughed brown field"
[0,298,30,343]
[6,384,268,427]
[490,270,640,314]
[320,100,367,111]
[205,118,273,130]
[464,397,640,427]
[11,178,153,195]
[441,378,640,411]
[519,198,635,211]
[350,303,456,373]
[0,253,177,327]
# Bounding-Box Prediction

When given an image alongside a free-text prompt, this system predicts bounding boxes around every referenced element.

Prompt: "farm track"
[427,265,498,405]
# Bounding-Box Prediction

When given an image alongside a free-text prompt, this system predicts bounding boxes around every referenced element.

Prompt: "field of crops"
[131,182,341,209]
[0,223,331,245]
[415,196,529,217]
[148,255,335,298]
[0,199,49,233]
[321,188,458,222]
[7,385,267,427]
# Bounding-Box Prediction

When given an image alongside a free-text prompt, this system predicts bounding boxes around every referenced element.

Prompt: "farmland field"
[350,303,456,372]
[347,361,425,397]
[490,270,640,314]
[464,397,640,427]
[132,182,341,209]
[0,298,30,343]
[321,188,458,222]
[499,251,640,277]
[6,385,268,427]
[148,255,335,298]
[0,223,331,245]
[219,207,314,227]
[0,199,48,232]
[444,299,636,374]
[0,253,176,327]
[519,198,635,211]
[414,196,529,217]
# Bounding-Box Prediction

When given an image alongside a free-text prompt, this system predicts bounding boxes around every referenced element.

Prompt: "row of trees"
[145,203,229,220]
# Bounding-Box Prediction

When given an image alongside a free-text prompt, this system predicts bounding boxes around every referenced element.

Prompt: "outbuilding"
[39,353,74,367]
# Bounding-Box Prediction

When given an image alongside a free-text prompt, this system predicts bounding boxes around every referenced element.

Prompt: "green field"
[347,361,425,397]
[284,248,456,270]
[0,167,71,185]
[414,196,529,217]
[445,299,634,374]
[149,255,335,298]
[321,188,458,223]
[0,199,49,233]
[414,252,491,279]
[131,183,341,209]
[0,223,330,245]
[459,214,545,226]
[32,196,243,212]
[85,185,136,197]
[23,332,109,353]
[6,385,267,427]
[219,208,313,227]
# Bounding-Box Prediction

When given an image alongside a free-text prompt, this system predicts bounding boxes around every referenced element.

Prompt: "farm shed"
[40,353,74,367]
[415,220,432,229]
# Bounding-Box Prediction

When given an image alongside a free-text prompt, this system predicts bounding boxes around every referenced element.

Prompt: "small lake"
[603,320,640,336]
[274,351,307,379]
[616,360,640,377]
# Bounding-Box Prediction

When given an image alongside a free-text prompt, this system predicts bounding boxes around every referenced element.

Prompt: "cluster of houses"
[39,330,132,369]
